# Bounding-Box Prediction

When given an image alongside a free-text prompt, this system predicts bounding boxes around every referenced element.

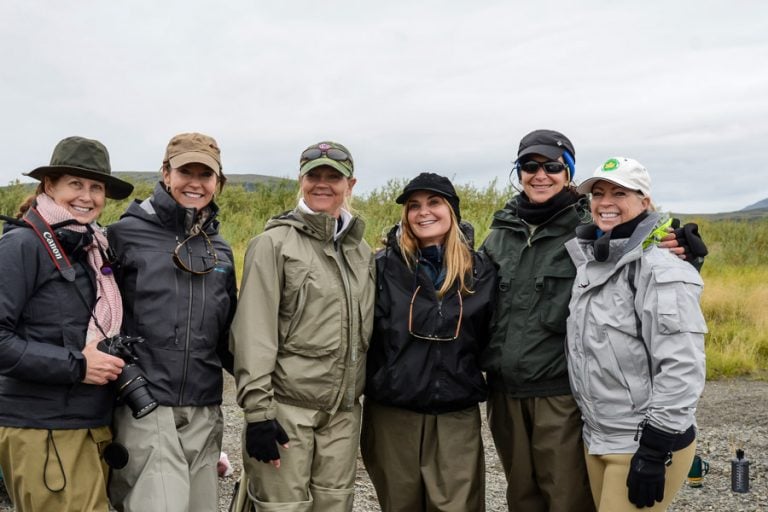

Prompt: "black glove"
[671,219,708,270]
[627,423,676,508]
[245,419,290,463]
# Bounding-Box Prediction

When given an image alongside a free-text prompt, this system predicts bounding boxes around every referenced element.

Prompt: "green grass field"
[2,179,767,378]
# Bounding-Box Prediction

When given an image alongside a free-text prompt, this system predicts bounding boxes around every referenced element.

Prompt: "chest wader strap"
[21,208,76,282]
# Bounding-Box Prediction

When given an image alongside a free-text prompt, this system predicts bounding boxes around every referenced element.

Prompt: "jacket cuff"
[70,350,87,382]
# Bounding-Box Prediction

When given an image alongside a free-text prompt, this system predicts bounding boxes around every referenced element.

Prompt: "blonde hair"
[398,196,474,297]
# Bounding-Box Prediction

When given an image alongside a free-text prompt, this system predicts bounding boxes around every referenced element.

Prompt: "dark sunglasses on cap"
[519,160,567,175]
[300,147,351,164]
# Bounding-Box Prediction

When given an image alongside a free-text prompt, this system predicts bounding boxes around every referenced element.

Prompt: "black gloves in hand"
[671,219,709,269]
[627,423,676,508]
[245,419,289,463]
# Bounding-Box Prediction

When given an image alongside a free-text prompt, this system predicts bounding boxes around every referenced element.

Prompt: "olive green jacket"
[480,195,591,397]
[231,209,375,423]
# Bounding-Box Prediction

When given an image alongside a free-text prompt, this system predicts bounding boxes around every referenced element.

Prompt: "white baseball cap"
[577,157,651,197]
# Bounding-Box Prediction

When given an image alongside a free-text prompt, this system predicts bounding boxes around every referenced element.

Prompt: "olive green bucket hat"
[25,136,134,199]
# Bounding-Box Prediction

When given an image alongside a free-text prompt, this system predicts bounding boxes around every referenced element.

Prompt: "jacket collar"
[490,194,590,237]
[266,207,365,245]
[124,182,220,235]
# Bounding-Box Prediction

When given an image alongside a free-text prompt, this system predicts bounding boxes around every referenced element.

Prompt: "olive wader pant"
[487,391,595,512]
[360,400,485,512]
[584,442,695,512]
[242,401,361,512]
[109,404,224,512]
[0,425,112,512]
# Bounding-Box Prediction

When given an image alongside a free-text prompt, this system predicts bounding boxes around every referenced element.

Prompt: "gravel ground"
[1,377,765,511]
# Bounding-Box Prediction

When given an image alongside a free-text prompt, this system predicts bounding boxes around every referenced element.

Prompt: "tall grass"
[2,180,767,377]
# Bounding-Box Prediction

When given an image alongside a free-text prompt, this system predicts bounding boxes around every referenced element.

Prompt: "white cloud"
[2,0,767,213]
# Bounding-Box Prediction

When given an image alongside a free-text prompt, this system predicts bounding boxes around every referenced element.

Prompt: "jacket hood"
[265,207,365,245]
[121,182,220,235]
[569,211,664,269]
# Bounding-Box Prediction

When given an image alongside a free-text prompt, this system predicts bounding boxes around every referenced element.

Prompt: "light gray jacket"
[565,213,707,454]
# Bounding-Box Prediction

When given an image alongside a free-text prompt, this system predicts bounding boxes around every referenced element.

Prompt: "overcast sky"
[2,1,767,213]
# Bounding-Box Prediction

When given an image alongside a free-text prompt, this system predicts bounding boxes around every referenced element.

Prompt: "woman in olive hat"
[0,136,133,511]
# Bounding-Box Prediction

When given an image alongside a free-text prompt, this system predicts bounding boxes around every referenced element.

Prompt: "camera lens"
[116,364,159,419]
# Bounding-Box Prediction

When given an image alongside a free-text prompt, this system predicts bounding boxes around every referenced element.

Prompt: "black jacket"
[0,222,113,429]
[107,183,237,407]
[364,224,496,414]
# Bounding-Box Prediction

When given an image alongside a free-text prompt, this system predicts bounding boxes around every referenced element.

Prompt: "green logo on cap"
[602,158,620,171]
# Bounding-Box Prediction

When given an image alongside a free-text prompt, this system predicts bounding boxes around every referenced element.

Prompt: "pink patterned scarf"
[34,193,123,344]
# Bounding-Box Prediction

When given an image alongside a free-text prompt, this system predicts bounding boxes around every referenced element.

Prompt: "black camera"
[97,335,159,419]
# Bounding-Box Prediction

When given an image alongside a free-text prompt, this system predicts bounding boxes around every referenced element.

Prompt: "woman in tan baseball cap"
[107,133,237,512]
[0,136,131,512]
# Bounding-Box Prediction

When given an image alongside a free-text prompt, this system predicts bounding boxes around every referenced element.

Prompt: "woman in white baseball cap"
[565,157,707,511]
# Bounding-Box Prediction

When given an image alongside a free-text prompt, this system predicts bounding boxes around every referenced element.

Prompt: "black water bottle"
[731,448,749,493]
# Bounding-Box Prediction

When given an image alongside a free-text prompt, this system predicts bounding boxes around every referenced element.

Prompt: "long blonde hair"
[398,196,474,297]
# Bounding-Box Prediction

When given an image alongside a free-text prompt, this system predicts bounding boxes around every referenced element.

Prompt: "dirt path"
[1,378,765,511]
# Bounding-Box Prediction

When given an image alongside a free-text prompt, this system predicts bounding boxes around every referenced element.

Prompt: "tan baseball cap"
[163,132,222,175]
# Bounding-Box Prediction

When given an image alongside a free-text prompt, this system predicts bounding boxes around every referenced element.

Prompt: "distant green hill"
[115,171,295,191]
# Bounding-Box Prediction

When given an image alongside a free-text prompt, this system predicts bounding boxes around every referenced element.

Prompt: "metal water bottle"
[731,448,750,493]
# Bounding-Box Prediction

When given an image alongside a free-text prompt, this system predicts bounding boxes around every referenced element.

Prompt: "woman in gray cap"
[361,172,497,511]
[566,158,705,511]
[231,141,375,512]
[0,136,133,511]
[107,133,237,512]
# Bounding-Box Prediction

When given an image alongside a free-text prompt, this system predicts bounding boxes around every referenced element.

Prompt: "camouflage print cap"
[299,141,354,177]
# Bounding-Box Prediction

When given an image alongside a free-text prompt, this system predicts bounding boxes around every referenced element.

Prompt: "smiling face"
[44,174,106,224]
[520,154,569,204]
[163,163,218,209]
[405,190,453,247]
[300,165,356,218]
[590,180,650,232]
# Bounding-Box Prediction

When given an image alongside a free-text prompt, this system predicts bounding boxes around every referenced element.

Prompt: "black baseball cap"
[517,129,575,162]
[396,172,461,222]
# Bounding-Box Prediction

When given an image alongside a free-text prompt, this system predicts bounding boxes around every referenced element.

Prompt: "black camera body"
[97,335,159,419]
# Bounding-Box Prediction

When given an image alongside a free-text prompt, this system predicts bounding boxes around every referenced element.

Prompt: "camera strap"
[15,208,109,340]
[21,207,77,282]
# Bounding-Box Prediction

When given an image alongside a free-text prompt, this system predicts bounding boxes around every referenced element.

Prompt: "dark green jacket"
[480,195,591,397]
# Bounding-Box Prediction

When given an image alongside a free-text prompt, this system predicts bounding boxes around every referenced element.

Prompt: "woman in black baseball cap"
[362,172,497,511]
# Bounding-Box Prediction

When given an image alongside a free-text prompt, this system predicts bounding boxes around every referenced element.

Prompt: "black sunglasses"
[519,160,567,175]
[408,286,463,342]
[300,147,351,164]
[172,231,218,275]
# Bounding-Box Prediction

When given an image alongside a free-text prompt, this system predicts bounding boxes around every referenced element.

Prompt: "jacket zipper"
[336,243,356,410]
[178,236,194,406]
